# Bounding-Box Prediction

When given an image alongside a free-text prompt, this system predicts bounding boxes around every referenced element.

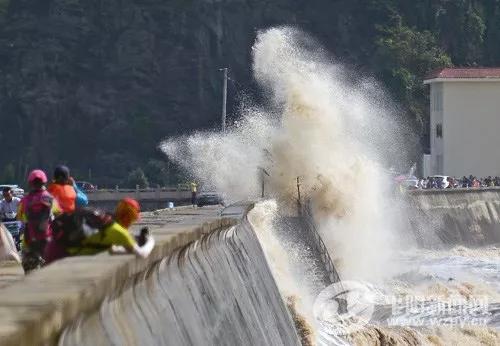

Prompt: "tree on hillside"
[434,0,485,66]
[0,0,497,180]
[144,159,169,187]
[482,1,500,65]
[374,19,451,135]
[1,163,15,183]
[122,167,149,189]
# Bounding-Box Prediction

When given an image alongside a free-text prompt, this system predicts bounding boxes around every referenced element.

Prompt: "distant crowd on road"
[416,175,500,189]
[0,165,155,274]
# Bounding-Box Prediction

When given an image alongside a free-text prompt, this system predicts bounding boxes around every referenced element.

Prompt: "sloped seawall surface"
[59,217,300,346]
[407,189,500,247]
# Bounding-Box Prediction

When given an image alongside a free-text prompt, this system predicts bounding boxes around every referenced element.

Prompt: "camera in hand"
[137,227,150,246]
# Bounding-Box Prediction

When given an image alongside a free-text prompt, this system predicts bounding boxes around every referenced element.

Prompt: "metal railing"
[294,176,340,284]
[87,184,191,193]
[301,201,340,284]
[260,172,340,284]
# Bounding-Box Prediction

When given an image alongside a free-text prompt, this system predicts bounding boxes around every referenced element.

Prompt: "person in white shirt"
[0,187,21,220]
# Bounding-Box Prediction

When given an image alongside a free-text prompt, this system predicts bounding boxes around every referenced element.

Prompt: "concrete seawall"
[4,188,497,344]
[407,188,500,246]
[59,216,299,345]
[0,205,299,345]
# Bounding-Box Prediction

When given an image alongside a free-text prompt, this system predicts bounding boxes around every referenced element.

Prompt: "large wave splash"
[161,27,411,282]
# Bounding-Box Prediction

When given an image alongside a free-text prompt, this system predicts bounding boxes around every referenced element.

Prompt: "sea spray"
[162,26,415,342]
[163,27,410,282]
[254,28,413,282]
[161,111,275,201]
[161,27,500,345]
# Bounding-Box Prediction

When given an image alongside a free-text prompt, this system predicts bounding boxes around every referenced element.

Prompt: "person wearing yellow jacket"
[44,198,155,264]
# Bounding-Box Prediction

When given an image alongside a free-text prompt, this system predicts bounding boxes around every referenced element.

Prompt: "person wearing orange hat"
[114,198,141,229]
[45,198,154,263]
[17,169,60,273]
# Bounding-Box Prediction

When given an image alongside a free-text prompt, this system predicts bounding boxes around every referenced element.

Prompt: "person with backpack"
[44,198,155,264]
[48,165,85,213]
[17,170,60,273]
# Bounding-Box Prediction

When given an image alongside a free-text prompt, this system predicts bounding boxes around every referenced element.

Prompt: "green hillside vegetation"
[0,0,496,186]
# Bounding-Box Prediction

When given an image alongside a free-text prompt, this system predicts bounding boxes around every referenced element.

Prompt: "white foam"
[160,26,500,343]
[161,27,411,283]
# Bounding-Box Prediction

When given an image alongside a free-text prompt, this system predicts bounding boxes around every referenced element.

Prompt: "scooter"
[2,212,22,251]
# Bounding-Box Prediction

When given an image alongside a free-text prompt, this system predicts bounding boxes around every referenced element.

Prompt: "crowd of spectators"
[416,175,500,189]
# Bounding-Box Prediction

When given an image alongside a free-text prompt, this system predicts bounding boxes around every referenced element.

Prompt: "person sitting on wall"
[446,177,453,188]
[488,176,495,187]
[44,198,155,264]
[472,177,481,188]
[461,176,468,188]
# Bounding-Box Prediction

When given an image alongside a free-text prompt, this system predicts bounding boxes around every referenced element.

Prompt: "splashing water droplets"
[162,27,408,282]
[162,27,500,345]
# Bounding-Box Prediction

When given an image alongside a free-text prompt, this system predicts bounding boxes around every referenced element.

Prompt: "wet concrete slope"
[59,212,300,345]
[277,217,335,293]
[407,188,500,246]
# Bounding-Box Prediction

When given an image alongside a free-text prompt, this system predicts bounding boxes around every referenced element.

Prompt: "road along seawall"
[88,189,192,211]
[0,205,300,345]
[406,188,500,246]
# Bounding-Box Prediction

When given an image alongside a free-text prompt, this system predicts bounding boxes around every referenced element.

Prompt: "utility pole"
[261,173,265,198]
[296,176,302,216]
[259,167,270,198]
[220,67,228,132]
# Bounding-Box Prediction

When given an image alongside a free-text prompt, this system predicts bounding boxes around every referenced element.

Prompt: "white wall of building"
[428,80,500,177]
[430,83,444,174]
[422,154,432,177]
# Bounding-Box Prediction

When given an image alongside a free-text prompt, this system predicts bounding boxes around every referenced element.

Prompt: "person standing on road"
[18,170,60,273]
[190,181,198,206]
[0,187,21,219]
[48,165,77,214]
[0,186,22,248]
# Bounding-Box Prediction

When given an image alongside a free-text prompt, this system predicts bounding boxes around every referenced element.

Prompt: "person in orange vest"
[48,165,77,213]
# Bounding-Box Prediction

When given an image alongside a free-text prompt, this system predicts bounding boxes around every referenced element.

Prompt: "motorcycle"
[2,211,22,251]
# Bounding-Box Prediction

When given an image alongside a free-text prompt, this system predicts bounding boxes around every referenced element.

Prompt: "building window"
[432,85,443,112]
[436,123,443,138]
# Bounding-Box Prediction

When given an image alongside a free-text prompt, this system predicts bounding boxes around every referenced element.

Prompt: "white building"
[424,68,500,177]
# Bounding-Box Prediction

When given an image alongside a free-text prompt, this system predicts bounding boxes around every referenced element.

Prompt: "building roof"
[425,68,500,82]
